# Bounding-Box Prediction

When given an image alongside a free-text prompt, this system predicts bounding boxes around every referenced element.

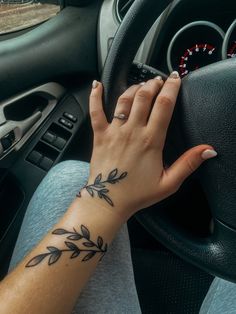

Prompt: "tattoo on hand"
[77,168,128,206]
[25,225,108,268]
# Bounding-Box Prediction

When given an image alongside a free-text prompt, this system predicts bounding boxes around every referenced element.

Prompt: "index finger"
[147,71,181,147]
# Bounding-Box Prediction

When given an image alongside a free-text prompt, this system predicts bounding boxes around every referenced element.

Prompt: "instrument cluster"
[167,19,236,78]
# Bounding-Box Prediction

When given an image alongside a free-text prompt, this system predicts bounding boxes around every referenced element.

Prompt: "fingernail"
[201,149,218,160]
[92,80,99,89]
[169,71,180,79]
[155,76,162,80]
[140,82,146,85]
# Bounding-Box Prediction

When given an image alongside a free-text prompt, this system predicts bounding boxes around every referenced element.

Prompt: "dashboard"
[167,19,235,78]
[98,0,236,79]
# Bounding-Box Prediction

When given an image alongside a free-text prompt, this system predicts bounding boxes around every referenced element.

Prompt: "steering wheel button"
[141,68,148,74]
[139,73,147,80]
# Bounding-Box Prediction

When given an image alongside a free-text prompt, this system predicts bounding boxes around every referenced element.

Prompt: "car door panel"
[0,3,102,101]
[0,0,102,278]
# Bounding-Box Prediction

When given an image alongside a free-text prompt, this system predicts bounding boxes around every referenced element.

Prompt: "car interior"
[0,0,236,312]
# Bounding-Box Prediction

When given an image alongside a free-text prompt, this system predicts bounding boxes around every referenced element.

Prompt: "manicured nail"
[201,149,218,160]
[155,76,162,80]
[170,71,180,79]
[92,80,99,89]
[140,82,146,85]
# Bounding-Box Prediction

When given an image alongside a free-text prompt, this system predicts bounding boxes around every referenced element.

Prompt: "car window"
[0,0,61,35]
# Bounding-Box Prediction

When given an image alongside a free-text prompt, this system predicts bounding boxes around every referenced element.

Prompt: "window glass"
[0,0,60,34]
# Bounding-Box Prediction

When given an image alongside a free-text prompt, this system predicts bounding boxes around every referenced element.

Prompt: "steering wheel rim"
[101,0,236,282]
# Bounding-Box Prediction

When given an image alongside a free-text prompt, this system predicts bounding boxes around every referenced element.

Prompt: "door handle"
[0,111,42,155]
[0,82,65,159]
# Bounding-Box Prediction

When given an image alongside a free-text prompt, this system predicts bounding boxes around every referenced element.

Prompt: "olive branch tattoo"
[25,225,108,268]
[77,168,128,206]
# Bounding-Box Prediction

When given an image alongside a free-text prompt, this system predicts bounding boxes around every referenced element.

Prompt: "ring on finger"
[113,113,128,121]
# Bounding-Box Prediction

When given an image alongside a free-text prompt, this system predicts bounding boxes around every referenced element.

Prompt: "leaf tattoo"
[26,254,49,267]
[76,168,128,207]
[81,225,90,239]
[25,225,108,268]
[82,251,96,261]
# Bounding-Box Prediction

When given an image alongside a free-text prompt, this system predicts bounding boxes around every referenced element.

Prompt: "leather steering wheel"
[101,0,236,282]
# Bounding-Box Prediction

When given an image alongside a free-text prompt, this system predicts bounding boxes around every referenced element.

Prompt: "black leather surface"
[132,248,213,313]
[179,58,236,230]
[101,0,236,281]
[138,212,236,282]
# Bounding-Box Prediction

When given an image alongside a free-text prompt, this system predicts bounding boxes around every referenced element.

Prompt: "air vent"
[116,0,135,22]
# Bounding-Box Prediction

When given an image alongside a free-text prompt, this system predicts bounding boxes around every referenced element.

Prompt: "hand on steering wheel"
[85,72,217,221]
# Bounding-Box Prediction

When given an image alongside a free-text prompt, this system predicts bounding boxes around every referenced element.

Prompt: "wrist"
[72,191,130,225]
[77,167,138,220]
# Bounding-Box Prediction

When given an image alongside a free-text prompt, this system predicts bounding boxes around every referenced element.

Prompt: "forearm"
[0,74,216,314]
[0,197,124,314]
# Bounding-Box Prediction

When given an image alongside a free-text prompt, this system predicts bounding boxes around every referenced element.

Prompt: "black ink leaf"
[67,234,82,241]
[47,246,59,253]
[94,173,102,185]
[102,194,114,206]
[82,251,96,262]
[119,172,128,180]
[81,225,90,239]
[97,236,103,249]
[52,228,68,235]
[83,242,94,247]
[48,251,62,265]
[101,189,109,194]
[108,169,118,180]
[26,253,48,267]
[95,183,105,188]
[109,180,118,184]
[65,241,79,252]
[86,186,94,197]
[70,251,80,259]
[81,170,127,207]
[98,191,103,199]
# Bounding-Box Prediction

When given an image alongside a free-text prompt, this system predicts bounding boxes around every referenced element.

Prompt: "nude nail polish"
[169,71,180,79]
[201,149,218,160]
[92,80,99,89]
[155,76,162,80]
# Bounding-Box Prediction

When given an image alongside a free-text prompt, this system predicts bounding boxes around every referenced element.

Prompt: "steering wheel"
[101,0,236,282]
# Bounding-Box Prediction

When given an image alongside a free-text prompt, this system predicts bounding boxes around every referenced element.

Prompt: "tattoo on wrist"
[25,225,108,268]
[76,168,128,207]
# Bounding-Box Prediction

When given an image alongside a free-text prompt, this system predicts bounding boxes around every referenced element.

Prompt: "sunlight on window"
[0,0,60,34]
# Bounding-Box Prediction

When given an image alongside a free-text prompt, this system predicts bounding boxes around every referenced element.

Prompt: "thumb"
[161,145,217,192]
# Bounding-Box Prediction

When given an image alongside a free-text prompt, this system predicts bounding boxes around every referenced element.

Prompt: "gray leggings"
[8,161,236,314]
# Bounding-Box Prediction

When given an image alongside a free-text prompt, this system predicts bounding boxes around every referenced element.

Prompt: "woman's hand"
[82,72,217,221]
[0,75,218,314]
